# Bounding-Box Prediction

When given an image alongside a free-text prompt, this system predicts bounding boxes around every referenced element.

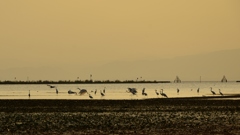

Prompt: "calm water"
[0,82,239,99]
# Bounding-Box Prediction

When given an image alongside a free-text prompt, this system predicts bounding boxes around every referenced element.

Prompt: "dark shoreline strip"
[0,99,239,108]
[0,81,170,84]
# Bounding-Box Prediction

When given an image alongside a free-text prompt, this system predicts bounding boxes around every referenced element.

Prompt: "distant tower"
[174,76,181,83]
[221,75,227,82]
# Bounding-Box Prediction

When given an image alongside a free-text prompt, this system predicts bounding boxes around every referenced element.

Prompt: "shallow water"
[0,82,239,99]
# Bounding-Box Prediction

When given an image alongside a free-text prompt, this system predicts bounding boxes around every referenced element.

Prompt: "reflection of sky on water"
[0,82,239,99]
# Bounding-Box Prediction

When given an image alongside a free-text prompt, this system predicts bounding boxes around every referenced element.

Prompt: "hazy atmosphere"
[0,0,240,81]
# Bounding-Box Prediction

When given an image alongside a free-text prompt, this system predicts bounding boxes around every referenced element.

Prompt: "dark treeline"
[0,80,171,84]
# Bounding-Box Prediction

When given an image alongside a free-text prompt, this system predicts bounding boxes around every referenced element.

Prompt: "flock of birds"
[27,85,224,99]
[127,88,169,98]
[127,87,224,98]
[48,84,106,99]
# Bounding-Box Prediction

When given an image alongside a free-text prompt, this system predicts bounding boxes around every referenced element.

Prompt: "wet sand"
[0,97,240,134]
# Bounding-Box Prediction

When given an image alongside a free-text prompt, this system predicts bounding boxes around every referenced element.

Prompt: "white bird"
[160,89,168,98]
[210,87,216,95]
[219,89,224,96]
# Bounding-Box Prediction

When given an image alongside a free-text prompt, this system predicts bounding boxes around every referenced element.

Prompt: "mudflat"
[0,98,240,134]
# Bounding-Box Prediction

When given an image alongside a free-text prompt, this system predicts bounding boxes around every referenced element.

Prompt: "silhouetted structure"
[221,75,227,82]
[174,76,181,83]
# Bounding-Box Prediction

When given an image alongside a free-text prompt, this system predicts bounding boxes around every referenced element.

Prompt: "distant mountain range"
[1,49,240,81]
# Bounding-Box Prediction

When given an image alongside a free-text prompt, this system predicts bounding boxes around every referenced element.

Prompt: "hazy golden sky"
[0,1,240,80]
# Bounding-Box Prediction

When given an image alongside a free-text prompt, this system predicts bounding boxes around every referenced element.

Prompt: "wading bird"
[78,88,88,95]
[56,88,58,94]
[127,88,137,95]
[100,90,105,96]
[89,94,93,99]
[28,90,30,97]
[197,88,200,93]
[210,87,216,95]
[155,90,159,96]
[94,89,97,95]
[177,88,180,94]
[142,88,145,95]
[103,87,106,93]
[142,88,147,96]
[160,89,168,98]
[68,90,76,94]
[47,84,56,88]
[219,89,224,96]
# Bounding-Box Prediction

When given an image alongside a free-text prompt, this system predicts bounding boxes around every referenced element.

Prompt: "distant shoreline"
[0,80,171,84]
[1,80,239,84]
